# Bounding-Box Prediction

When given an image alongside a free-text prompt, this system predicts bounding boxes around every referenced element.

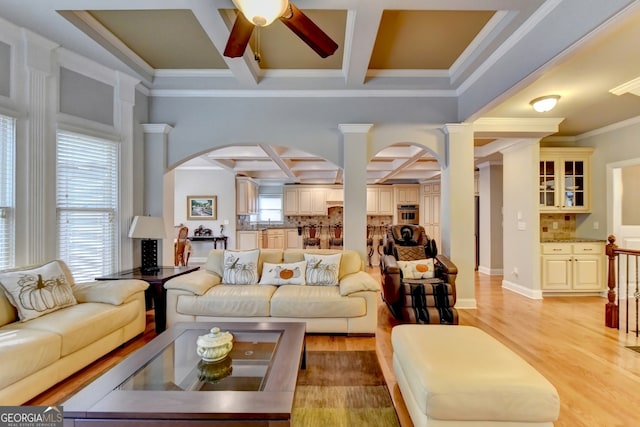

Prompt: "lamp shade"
[128,216,166,239]
[530,95,560,113]
[232,0,289,26]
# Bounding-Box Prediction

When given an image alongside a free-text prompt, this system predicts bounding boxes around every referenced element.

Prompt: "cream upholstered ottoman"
[392,325,560,427]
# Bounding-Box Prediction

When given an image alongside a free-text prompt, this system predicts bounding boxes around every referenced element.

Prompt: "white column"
[115,72,139,270]
[20,30,57,264]
[339,124,372,261]
[441,123,476,309]
[142,124,173,266]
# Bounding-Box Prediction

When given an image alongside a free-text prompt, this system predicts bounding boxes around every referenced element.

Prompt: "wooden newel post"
[605,235,619,328]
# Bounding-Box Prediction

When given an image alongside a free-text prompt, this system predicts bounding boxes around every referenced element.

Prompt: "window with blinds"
[0,114,15,270]
[56,131,119,281]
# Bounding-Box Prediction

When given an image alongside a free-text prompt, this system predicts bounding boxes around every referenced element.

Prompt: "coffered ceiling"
[2,0,640,184]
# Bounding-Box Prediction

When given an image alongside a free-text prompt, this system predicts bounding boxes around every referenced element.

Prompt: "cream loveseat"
[165,249,381,334]
[0,260,148,405]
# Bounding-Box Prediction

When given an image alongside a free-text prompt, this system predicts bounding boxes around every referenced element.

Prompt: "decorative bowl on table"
[196,327,234,362]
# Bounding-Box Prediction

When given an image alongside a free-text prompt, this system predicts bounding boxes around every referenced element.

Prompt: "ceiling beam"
[342,4,384,86]
[260,144,300,183]
[375,148,428,184]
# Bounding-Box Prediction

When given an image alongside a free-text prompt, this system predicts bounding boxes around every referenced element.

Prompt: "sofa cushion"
[259,261,307,286]
[339,271,381,296]
[270,285,366,318]
[0,326,61,390]
[0,261,77,321]
[10,301,142,356]
[304,253,341,286]
[222,249,260,285]
[284,249,362,279]
[206,249,283,279]
[0,293,17,327]
[73,279,148,305]
[177,285,277,317]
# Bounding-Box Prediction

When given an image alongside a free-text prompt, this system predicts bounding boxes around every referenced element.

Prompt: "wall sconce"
[128,216,166,273]
[530,95,560,112]
[233,0,289,26]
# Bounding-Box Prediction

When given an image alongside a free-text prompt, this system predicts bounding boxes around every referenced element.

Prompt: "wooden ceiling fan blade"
[224,12,254,58]
[279,3,338,58]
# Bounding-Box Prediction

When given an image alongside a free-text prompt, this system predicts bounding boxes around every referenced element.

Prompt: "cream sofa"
[0,260,148,405]
[165,249,381,334]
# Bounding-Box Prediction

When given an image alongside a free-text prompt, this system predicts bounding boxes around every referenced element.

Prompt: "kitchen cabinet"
[266,229,285,250]
[539,147,593,212]
[236,177,258,215]
[541,241,605,293]
[422,181,441,250]
[327,188,343,202]
[283,186,336,215]
[367,186,394,215]
[285,228,302,249]
[237,231,262,250]
[395,184,420,204]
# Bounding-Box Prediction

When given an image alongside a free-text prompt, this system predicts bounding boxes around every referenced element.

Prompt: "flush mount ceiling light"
[530,95,560,112]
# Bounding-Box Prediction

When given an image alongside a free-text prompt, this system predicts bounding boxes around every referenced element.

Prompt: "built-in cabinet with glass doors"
[539,147,593,212]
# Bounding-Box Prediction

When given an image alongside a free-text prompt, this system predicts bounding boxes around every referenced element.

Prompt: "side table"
[96,266,199,333]
[189,235,228,249]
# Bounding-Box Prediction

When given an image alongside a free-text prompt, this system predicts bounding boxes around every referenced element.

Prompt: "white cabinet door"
[284,187,299,215]
[366,187,379,214]
[378,187,394,215]
[573,255,604,290]
[541,256,572,290]
[327,188,343,202]
[298,188,313,214]
[237,231,259,250]
[396,185,420,204]
[285,229,302,249]
[422,181,441,249]
[311,188,327,214]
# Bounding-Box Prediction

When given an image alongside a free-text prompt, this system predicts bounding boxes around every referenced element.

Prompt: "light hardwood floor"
[29,270,640,426]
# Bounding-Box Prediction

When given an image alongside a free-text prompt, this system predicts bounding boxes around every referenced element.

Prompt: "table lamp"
[128,216,166,273]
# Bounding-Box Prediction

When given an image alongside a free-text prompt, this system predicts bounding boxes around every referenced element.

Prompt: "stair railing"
[605,235,640,336]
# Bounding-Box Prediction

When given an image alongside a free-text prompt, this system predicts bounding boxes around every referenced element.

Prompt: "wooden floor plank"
[28,270,640,427]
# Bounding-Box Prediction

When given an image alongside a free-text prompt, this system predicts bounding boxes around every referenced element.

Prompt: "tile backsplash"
[540,213,576,240]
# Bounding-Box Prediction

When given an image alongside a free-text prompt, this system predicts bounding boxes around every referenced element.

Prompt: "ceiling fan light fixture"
[530,95,560,112]
[233,0,289,27]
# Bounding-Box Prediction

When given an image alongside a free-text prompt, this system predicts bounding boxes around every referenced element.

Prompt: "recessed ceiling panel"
[89,10,227,69]
[370,10,495,70]
[248,9,346,70]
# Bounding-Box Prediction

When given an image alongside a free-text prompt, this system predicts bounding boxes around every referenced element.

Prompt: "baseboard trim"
[478,266,504,276]
[502,280,543,300]
[455,298,477,309]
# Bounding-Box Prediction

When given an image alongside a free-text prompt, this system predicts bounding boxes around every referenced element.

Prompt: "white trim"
[455,298,478,309]
[478,265,504,276]
[577,115,640,140]
[502,279,543,299]
[149,89,456,98]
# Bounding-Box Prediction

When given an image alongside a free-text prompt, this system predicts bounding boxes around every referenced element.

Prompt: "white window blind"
[56,132,119,281]
[0,114,15,270]
[258,194,283,222]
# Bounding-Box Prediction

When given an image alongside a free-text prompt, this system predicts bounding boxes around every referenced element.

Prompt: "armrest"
[381,255,400,274]
[164,270,221,295]
[73,279,148,305]
[339,271,380,296]
[435,254,458,300]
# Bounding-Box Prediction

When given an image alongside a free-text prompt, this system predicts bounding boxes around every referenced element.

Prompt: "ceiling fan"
[223,0,338,59]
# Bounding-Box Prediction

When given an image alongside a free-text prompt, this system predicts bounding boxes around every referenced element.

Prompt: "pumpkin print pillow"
[304,253,342,286]
[0,261,77,321]
[397,258,435,279]
[259,261,307,286]
[222,249,259,285]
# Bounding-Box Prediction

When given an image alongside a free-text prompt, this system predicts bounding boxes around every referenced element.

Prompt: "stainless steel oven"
[397,205,419,224]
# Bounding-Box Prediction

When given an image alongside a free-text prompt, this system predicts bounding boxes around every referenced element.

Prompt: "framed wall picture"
[187,195,217,220]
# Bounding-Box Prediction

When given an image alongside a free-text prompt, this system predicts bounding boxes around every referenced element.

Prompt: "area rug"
[292,350,400,427]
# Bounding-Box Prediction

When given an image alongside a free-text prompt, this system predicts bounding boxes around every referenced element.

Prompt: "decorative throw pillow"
[397,258,436,279]
[0,261,77,321]
[259,261,306,286]
[222,249,259,285]
[304,253,342,286]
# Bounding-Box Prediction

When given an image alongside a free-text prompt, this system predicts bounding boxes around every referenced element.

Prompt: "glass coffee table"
[63,322,306,426]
